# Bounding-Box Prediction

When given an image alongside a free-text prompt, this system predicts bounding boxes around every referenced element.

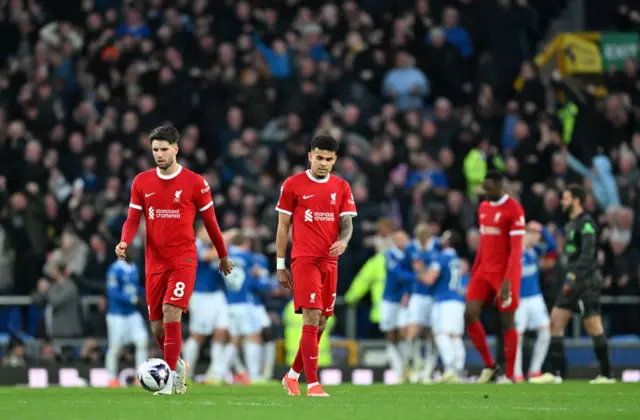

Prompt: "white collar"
[490,194,509,206]
[306,169,330,183]
[156,164,182,180]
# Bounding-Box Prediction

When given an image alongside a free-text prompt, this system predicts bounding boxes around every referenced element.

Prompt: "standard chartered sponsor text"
[156,209,181,219]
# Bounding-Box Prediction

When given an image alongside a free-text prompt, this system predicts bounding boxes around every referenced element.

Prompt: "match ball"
[137,358,170,392]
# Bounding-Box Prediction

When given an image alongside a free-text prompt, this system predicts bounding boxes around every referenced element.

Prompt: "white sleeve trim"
[275,207,293,215]
[199,201,213,212]
[129,203,142,210]
[339,211,358,217]
[509,230,526,236]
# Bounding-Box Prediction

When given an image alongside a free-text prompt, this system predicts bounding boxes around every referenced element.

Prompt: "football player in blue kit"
[105,256,148,387]
[250,251,279,381]
[406,222,440,383]
[379,230,416,382]
[183,224,231,384]
[417,230,468,384]
[518,221,555,383]
[223,233,265,384]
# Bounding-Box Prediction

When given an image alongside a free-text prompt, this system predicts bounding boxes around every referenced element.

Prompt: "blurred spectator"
[382,51,430,110]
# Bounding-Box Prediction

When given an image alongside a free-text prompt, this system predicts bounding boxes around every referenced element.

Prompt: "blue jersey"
[431,248,468,302]
[520,228,557,298]
[223,246,256,304]
[406,237,439,296]
[194,239,223,293]
[248,253,273,305]
[382,246,416,302]
[106,260,143,315]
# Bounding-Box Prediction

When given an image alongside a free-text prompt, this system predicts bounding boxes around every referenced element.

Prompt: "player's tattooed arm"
[339,215,354,244]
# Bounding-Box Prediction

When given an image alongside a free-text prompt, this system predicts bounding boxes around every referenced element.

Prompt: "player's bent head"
[565,184,586,206]
[392,230,410,249]
[308,134,338,178]
[414,222,430,241]
[481,170,504,199]
[441,229,461,250]
[376,218,396,235]
[231,231,251,248]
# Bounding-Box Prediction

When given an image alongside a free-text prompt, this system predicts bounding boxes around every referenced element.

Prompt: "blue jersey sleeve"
[106,268,135,305]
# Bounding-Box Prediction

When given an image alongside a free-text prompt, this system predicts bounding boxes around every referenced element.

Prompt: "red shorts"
[146,265,196,321]
[291,257,338,317]
[466,272,520,312]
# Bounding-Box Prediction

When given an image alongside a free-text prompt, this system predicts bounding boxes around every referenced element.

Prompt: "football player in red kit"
[276,135,357,397]
[115,126,234,395]
[465,171,525,383]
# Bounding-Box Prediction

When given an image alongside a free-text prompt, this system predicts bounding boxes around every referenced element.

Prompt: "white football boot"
[154,371,176,395]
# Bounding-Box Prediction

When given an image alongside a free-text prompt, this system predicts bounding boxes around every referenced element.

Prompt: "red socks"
[300,325,319,384]
[467,320,495,367]
[292,348,304,374]
[504,328,519,379]
[291,327,324,377]
[163,322,182,371]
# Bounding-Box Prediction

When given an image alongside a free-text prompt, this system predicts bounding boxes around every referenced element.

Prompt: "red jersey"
[129,166,215,273]
[276,170,357,261]
[473,194,525,280]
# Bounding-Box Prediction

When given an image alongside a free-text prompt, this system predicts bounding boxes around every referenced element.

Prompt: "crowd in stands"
[1,0,640,365]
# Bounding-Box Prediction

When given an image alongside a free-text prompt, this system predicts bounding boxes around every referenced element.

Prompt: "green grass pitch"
[1,383,639,420]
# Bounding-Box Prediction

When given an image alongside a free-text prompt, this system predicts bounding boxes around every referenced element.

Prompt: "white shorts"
[515,295,550,332]
[408,294,433,327]
[228,303,261,337]
[380,301,409,332]
[252,304,271,329]
[107,312,148,347]
[432,300,465,335]
[188,291,229,335]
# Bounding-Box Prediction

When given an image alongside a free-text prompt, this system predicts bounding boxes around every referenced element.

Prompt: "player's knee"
[213,329,229,343]
[583,315,604,336]
[499,312,516,330]
[464,308,480,324]
[261,327,275,342]
[301,308,321,326]
[162,304,182,323]
[191,334,206,345]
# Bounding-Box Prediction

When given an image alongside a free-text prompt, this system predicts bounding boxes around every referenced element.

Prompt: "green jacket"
[463,149,504,196]
[557,102,578,144]
[344,253,386,324]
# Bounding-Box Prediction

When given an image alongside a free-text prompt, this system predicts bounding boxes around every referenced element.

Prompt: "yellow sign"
[560,34,602,74]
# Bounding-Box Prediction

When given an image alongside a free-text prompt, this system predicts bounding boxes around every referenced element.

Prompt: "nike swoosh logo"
[303,195,314,199]
[146,193,156,197]
[170,296,181,301]
[310,357,318,360]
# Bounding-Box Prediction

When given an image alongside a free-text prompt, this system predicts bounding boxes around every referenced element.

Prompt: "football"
[137,358,171,392]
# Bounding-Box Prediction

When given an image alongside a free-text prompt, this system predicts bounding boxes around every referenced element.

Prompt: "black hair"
[484,170,504,182]
[444,230,461,249]
[310,134,338,153]
[566,184,586,205]
[149,126,180,144]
